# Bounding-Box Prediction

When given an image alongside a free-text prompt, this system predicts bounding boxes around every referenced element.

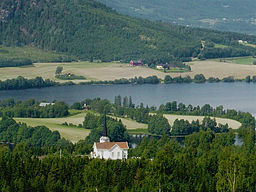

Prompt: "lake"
[0,82,256,116]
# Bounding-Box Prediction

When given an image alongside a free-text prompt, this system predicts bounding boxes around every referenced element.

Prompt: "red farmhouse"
[129,60,144,66]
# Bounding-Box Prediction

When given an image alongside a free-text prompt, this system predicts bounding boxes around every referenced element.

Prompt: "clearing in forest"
[163,114,241,129]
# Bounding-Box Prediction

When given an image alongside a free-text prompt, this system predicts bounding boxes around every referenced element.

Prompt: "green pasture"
[13,111,148,143]
[15,111,90,143]
[213,56,256,65]
[214,44,228,49]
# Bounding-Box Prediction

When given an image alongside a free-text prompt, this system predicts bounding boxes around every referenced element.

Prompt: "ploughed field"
[1,57,256,82]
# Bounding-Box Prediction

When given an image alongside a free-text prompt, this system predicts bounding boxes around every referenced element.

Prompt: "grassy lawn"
[163,114,241,130]
[0,46,74,62]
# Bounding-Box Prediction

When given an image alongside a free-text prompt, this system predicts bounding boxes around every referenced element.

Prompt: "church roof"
[96,142,129,150]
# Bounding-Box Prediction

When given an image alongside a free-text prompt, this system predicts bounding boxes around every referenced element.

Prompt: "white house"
[156,65,164,69]
[91,115,129,160]
[39,102,55,107]
[91,138,129,160]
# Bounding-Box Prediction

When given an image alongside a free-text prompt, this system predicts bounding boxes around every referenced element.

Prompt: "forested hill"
[97,0,256,35]
[1,0,256,64]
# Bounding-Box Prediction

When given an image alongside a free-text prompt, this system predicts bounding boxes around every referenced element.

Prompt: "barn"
[129,60,144,66]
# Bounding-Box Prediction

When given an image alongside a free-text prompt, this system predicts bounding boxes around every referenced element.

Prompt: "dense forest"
[1,0,256,64]
[0,97,255,191]
[97,0,256,35]
[0,119,255,191]
[0,99,69,118]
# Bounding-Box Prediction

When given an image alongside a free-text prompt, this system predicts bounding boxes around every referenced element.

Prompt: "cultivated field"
[163,114,241,129]
[110,116,148,130]
[14,111,148,143]
[15,112,90,143]
[213,56,256,65]
[1,57,256,82]
[184,60,256,79]
[0,61,165,82]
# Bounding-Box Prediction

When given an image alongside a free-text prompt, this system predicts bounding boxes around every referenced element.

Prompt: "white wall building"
[39,102,55,107]
[91,136,129,160]
[91,115,129,160]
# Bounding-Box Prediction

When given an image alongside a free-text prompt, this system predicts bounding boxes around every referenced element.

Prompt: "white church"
[91,115,129,160]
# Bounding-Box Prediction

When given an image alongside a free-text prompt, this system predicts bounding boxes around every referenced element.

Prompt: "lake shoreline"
[1,82,256,118]
[1,74,256,91]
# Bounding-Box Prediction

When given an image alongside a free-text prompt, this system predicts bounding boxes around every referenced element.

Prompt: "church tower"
[100,114,110,143]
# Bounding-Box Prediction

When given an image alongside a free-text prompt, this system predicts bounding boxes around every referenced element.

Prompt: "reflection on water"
[234,134,243,146]
[0,83,256,116]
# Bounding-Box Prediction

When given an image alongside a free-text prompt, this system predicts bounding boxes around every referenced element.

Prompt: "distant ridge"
[97,0,256,35]
[0,0,256,64]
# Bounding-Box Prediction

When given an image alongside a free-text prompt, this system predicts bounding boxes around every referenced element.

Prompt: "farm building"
[156,64,175,70]
[91,115,129,160]
[129,60,144,66]
[39,102,55,107]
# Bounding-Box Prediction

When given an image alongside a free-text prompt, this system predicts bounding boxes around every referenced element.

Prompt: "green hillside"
[97,0,256,35]
[1,0,256,64]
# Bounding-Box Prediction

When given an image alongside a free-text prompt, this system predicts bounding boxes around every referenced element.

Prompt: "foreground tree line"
[0,127,255,191]
[1,74,256,90]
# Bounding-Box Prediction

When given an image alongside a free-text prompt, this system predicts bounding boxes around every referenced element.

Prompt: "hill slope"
[1,0,256,64]
[97,0,256,35]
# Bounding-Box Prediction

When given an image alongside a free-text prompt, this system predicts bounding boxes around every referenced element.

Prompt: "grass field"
[185,59,256,79]
[163,114,241,130]
[214,56,256,65]
[214,44,228,49]
[15,111,90,143]
[0,46,74,62]
[1,53,256,82]
[110,116,148,130]
[14,111,148,143]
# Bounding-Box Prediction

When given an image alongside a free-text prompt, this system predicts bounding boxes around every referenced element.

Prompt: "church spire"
[100,113,110,143]
[103,114,107,137]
